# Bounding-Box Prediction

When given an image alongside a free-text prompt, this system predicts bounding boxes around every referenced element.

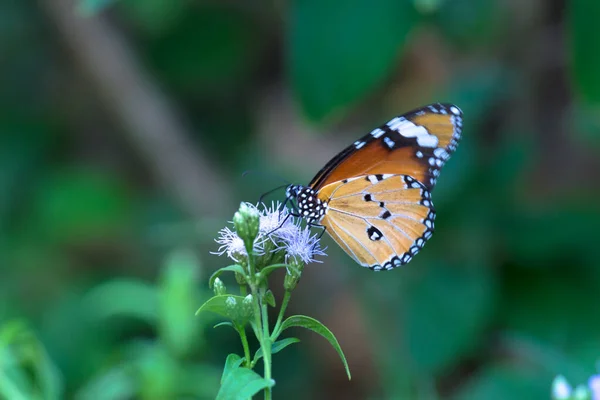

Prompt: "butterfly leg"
[308,223,327,240]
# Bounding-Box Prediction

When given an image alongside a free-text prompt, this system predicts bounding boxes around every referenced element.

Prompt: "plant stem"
[271,290,292,340]
[238,326,252,368]
[247,252,273,399]
[259,286,272,400]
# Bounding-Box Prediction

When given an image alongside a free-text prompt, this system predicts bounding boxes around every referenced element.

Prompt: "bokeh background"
[2,0,600,398]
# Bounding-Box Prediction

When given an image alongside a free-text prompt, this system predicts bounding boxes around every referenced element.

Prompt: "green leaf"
[263,290,276,308]
[220,354,244,385]
[217,366,274,400]
[259,263,288,279]
[568,0,600,105]
[214,322,235,330]
[77,0,119,15]
[288,0,417,121]
[195,295,252,326]
[209,265,246,288]
[281,315,351,380]
[253,337,301,364]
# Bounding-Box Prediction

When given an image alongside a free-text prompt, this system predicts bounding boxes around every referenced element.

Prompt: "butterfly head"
[286,184,327,224]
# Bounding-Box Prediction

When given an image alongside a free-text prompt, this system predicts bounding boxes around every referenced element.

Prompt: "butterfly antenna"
[258,183,290,204]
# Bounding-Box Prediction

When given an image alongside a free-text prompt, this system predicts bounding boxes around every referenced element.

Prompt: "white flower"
[279,225,326,265]
[213,226,265,262]
[259,202,297,241]
[214,202,325,265]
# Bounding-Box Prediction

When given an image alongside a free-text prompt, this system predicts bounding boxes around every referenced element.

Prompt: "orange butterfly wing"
[318,174,434,270]
[310,103,462,192]
[308,103,462,270]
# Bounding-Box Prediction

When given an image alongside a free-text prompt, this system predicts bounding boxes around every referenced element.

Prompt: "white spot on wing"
[417,134,438,148]
[371,128,385,138]
[384,137,395,148]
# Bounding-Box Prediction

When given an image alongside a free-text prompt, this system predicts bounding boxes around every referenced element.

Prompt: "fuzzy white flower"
[213,226,265,262]
[213,202,326,265]
[259,202,297,241]
[278,225,326,265]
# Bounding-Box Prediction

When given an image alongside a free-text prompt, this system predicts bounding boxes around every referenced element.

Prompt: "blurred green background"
[2,0,600,398]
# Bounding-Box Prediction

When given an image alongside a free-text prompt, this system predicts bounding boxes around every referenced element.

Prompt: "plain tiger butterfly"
[285,103,463,271]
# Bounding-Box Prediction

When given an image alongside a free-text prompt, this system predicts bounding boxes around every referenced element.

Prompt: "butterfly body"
[286,103,462,271]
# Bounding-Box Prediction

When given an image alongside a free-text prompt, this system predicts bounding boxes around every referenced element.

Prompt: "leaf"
[213,322,235,330]
[263,290,276,308]
[568,0,600,105]
[216,366,274,400]
[253,337,301,364]
[195,295,252,326]
[259,263,288,279]
[209,265,246,288]
[220,354,244,385]
[288,0,417,121]
[281,315,351,380]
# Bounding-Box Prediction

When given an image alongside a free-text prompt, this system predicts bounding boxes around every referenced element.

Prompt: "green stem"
[259,286,272,400]
[238,326,252,368]
[239,284,247,296]
[271,290,292,340]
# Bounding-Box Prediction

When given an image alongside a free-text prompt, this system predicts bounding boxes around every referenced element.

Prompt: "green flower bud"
[225,296,238,313]
[243,294,253,311]
[283,256,305,291]
[233,203,260,252]
[235,271,247,285]
[213,278,226,296]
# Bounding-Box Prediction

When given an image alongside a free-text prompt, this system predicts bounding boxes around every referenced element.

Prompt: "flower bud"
[225,296,238,313]
[213,278,226,296]
[233,203,260,252]
[283,256,304,291]
[243,294,254,314]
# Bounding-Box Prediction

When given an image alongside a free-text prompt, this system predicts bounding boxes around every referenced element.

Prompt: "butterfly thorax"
[286,185,328,224]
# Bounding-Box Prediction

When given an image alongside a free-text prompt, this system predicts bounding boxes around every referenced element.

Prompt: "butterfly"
[285,103,462,271]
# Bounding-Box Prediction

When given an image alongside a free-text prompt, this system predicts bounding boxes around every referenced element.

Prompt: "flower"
[213,202,326,266]
[213,225,265,262]
[278,225,326,265]
[259,202,297,241]
[589,374,600,400]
